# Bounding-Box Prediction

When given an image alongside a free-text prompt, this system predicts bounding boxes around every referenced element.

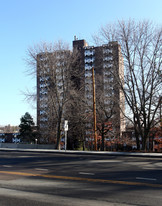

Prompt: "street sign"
[64,120,68,131]
[64,120,68,151]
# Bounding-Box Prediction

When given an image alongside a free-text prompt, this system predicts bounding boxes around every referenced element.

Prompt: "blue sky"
[0,0,161,126]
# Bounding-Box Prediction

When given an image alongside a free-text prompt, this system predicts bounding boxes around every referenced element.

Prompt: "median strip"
[0,170,162,188]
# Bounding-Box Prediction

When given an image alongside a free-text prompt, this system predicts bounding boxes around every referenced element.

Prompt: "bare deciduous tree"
[26,41,80,149]
[94,20,162,150]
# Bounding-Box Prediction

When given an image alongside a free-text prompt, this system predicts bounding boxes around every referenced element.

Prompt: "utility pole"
[92,67,97,151]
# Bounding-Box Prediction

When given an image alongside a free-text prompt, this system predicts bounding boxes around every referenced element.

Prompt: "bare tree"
[94,74,117,150]
[63,50,87,150]
[26,41,80,149]
[94,20,162,150]
[66,88,87,150]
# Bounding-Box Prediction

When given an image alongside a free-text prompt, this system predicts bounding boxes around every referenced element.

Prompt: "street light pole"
[92,67,97,151]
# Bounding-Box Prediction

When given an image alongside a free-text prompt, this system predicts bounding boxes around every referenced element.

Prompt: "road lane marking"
[90,160,122,163]
[35,168,49,171]
[19,156,34,158]
[136,177,157,181]
[79,172,95,175]
[0,171,162,188]
[142,167,156,170]
[2,165,12,168]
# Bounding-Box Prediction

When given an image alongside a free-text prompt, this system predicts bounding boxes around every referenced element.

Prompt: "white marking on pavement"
[89,160,122,163]
[2,165,12,168]
[35,168,49,171]
[142,167,157,170]
[125,162,149,165]
[136,177,157,181]
[19,156,34,158]
[79,172,95,175]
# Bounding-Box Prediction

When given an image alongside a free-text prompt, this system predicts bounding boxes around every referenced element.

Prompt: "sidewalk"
[0,147,162,158]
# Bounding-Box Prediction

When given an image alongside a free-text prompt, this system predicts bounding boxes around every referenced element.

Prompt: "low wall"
[0,143,55,149]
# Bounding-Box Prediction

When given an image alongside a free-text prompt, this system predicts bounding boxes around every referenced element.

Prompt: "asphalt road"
[0,150,162,206]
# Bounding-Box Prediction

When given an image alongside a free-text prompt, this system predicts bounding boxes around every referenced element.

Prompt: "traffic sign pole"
[64,120,68,152]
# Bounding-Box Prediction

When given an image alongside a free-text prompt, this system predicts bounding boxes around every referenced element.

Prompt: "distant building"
[0,133,5,143]
[0,133,20,143]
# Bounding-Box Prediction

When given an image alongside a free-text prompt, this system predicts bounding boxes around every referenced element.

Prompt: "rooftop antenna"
[74,35,78,41]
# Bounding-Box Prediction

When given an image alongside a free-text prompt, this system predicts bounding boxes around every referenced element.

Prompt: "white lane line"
[90,160,122,163]
[136,177,157,181]
[35,168,49,171]
[142,167,157,170]
[2,165,12,168]
[79,172,95,176]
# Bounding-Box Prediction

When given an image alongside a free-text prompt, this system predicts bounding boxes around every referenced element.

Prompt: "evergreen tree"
[19,112,35,143]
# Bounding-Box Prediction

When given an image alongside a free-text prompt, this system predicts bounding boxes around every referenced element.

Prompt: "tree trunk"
[56,122,61,149]
[82,134,85,151]
[135,128,140,150]
[101,124,105,151]
[56,107,62,149]
[142,135,148,152]
[142,139,146,151]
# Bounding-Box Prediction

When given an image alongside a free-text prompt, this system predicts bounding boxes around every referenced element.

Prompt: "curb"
[0,147,162,158]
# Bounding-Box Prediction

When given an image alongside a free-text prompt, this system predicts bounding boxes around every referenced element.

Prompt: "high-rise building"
[37,50,71,143]
[73,38,125,139]
[37,38,125,144]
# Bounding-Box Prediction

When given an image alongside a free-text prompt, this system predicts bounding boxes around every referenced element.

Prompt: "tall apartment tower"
[37,38,125,144]
[37,50,71,143]
[73,38,125,138]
